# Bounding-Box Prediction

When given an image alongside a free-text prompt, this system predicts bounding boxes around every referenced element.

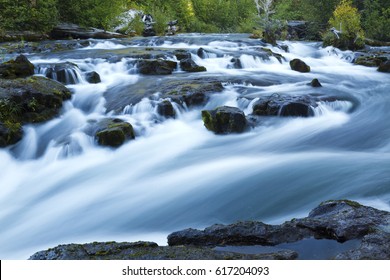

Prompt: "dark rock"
[174,50,191,60]
[28,240,297,260]
[142,28,156,37]
[252,94,316,117]
[310,78,322,87]
[50,23,126,40]
[0,55,34,79]
[137,59,177,75]
[85,71,101,84]
[202,106,247,134]
[230,58,242,69]
[180,58,207,72]
[0,122,23,147]
[94,118,135,148]
[259,48,285,63]
[287,21,309,40]
[0,76,72,124]
[289,58,310,73]
[36,62,81,85]
[354,56,384,67]
[168,200,390,260]
[378,61,390,73]
[157,100,175,118]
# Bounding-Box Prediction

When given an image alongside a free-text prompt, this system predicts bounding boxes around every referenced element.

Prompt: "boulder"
[252,94,316,117]
[0,55,34,79]
[202,106,247,134]
[174,50,191,60]
[94,118,135,148]
[289,58,310,73]
[179,58,207,72]
[378,61,390,73]
[85,71,101,84]
[29,240,297,260]
[157,100,175,118]
[137,59,177,75]
[0,76,72,124]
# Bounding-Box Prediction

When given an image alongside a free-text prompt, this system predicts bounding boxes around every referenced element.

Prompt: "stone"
[252,94,316,117]
[310,78,322,87]
[50,23,126,40]
[85,71,101,84]
[289,58,310,73]
[0,55,34,79]
[94,118,135,148]
[36,62,81,84]
[157,100,175,118]
[29,241,297,260]
[0,121,23,147]
[137,59,177,75]
[378,61,390,73]
[180,58,207,72]
[202,106,247,134]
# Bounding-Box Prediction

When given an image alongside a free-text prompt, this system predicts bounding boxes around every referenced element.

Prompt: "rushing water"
[1,34,390,259]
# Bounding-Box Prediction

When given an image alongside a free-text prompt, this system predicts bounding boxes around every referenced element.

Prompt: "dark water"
[0,34,389,259]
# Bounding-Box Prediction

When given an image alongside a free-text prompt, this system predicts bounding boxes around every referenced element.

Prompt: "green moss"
[321,199,362,208]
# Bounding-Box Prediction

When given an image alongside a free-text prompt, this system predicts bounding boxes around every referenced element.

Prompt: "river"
[0,34,389,259]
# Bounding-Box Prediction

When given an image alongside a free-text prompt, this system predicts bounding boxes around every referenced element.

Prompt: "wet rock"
[29,241,297,260]
[36,62,81,85]
[85,71,101,84]
[137,59,177,75]
[378,61,390,73]
[179,58,207,72]
[354,56,385,67]
[202,106,247,134]
[0,76,72,124]
[157,100,175,118]
[174,50,191,60]
[229,58,242,69]
[0,55,34,79]
[168,200,390,260]
[310,78,322,87]
[289,58,310,73]
[94,118,135,148]
[0,122,23,147]
[50,23,126,40]
[252,94,316,117]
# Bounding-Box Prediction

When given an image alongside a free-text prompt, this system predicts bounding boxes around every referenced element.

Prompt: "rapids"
[0,34,389,259]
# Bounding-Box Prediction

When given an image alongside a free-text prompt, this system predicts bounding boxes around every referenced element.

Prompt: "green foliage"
[0,0,58,32]
[274,0,304,20]
[362,0,390,42]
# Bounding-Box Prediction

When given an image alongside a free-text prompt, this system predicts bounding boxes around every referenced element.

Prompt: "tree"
[254,0,274,21]
[362,0,390,41]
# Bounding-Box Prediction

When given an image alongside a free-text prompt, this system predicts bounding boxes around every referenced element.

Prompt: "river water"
[1,34,389,259]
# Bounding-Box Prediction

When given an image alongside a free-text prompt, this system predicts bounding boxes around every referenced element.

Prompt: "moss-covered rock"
[202,106,247,134]
[310,78,322,87]
[0,55,34,79]
[137,59,177,75]
[94,118,135,148]
[289,58,310,73]
[0,121,22,147]
[179,58,207,72]
[0,76,71,124]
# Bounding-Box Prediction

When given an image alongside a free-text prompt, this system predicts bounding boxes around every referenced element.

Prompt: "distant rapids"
[0,34,389,259]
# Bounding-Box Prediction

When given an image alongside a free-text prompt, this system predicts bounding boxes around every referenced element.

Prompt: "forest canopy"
[0,0,388,41]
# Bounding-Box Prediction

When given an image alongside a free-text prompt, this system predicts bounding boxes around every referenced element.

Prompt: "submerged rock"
[94,118,135,148]
[36,62,81,85]
[137,59,177,75]
[252,94,316,117]
[202,106,247,134]
[0,55,34,79]
[289,58,310,73]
